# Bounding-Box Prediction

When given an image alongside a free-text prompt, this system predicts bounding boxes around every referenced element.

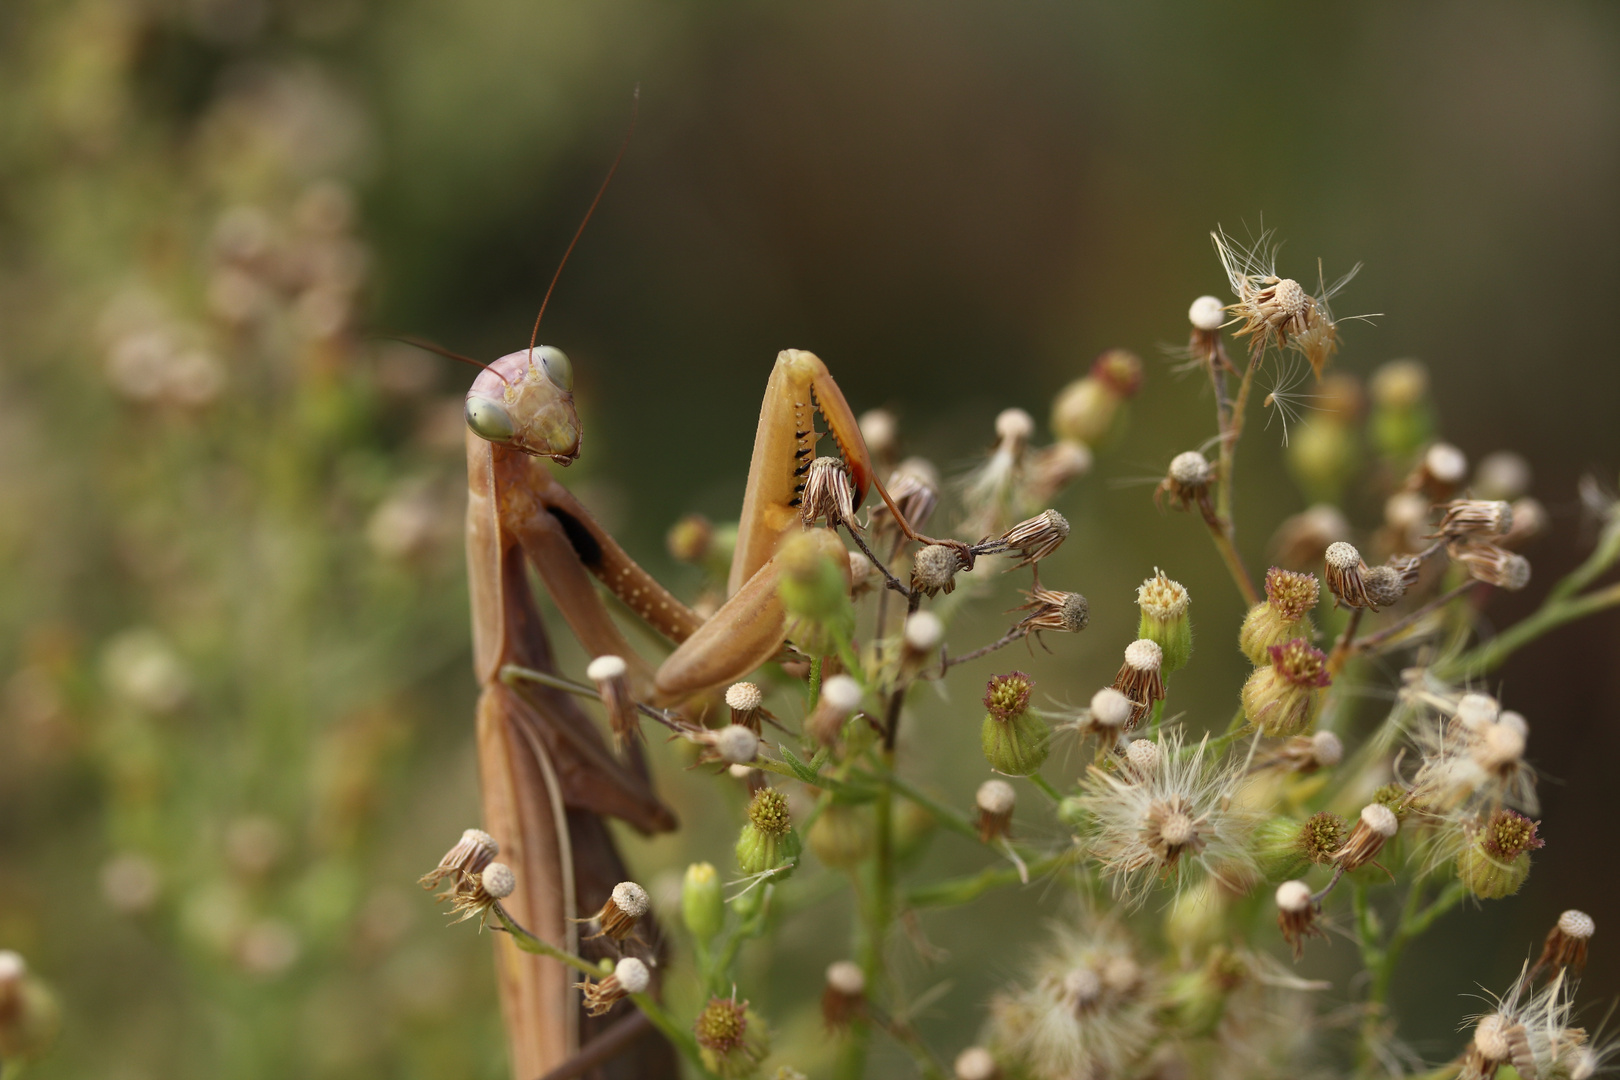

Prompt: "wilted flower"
[589,881,650,942]
[1156,451,1215,513]
[821,960,866,1030]
[1110,639,1165,729]
[993,509,1070,569]
[1274,880,1324,960]
[976,779,1017,842]
[1534,909,1595,979]
[577,956,650,1017]
[1016,589,1090,641]
[1404,690,1538,814]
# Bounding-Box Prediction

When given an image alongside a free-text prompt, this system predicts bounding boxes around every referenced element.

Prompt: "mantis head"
[465,345,581,463]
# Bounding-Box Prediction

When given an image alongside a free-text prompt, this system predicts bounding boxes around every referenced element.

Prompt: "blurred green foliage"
[1,2,1617,1078]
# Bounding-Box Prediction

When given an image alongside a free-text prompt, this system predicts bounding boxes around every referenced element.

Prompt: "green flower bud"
[807,804,872,869]
[1136,570,1193,676]
[777,531,854,657]
[682,862,725,944]
[735,789,802,879]
[694,995,770,1078]
[1240,638,1330,736]
[1253,815,1311,883]
[1050,349,1143,447]
[1457,809,1543,900]
[891,799,937,865]
[979,671,1050,776]
[1164,947,1247,1038]
[1165,880,1228,954]
[1285,376,1363,503]
[1239,568,1320,665]
[1369,359,1433,461]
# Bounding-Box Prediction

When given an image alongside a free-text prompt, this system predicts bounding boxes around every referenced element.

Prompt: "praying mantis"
[462,334,932,1077]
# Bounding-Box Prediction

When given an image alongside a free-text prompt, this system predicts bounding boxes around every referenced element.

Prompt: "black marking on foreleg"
[548,507,604,567]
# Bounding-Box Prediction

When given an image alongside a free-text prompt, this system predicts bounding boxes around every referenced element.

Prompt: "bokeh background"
[2,1,1617,1077]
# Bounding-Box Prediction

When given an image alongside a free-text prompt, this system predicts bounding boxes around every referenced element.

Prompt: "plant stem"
[1327,607,1364,676]
[906,849,1078,907]
[1027,772,1064,803]
[1548,516,1620,603]
[1438,581,1620,679]
[1353,581,1482,656]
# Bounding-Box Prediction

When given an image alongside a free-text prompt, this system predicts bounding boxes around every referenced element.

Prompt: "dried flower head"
[1189,294,1227,332]
[577,956,650,1017]
[976,778,1017,842]
[1332,804,1398,872]
[420,827,499,893]
[1449,540,1532,590]
[1363,564,1407,608]
[1111,639,1165,729]
[1535,909,1595,979]
[1457,968,1574,1080]
[1474,451,1533,501]
[1156,451,1215,512]
[1411,442,1469,501]
[1212,228,1361,377]
[1437,500,1514,540]
[1270,503,1351,569]
[1324,541,1375,609]
[961,409,1035,538]
[1024,441,1093,505]
[806,673,863,748]
[800,455,858,529]
[874,457,941,535]
[447,861,515,927]
[994,509,1071,569]
[1275,880,1324,960]
[822,960,867,1031]
[912,543,967,596]
[586,654,639,748]
[1015,589,1091,641]
[858,408,898,462]
[1079,732,1257,903]
[589,880,650,942]
[725,681,765,732]
[1261,730,1344,774]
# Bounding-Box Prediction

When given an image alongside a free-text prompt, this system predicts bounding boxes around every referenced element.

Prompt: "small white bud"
[715,724,759,765]
[614,956,651,994]
[728,763,754,780]
[1188,294,1226,331]
[858,409,898,456]
[1089,687,1133,730]
[825,959,866,996]
[0,950,25,982]
[482,862,516,899]
[586,654,628,681]
[904,611,943,652]
[1275,880,1312,913]
[725,681,763,712]
[976,779,1016,816]
[1496,710,1529,739]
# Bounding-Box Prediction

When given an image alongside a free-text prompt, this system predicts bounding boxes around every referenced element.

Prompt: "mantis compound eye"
[466,396,517,443]
[535,345,573,392]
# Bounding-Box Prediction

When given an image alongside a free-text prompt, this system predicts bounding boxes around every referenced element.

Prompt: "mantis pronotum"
[462,337,926,1075]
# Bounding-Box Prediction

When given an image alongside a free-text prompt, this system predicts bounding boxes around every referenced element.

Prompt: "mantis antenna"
[527,84,641,358]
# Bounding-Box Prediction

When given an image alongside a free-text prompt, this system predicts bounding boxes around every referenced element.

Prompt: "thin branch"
[1353,581,1484,655]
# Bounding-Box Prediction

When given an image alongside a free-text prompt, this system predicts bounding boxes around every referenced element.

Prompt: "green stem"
[1548,517,1620,603]
[1027,772,1064,803]
[1202,507,1261,607]
[906,850,1078,907]
[1438,582,1620,679]
[838,748,895,1080]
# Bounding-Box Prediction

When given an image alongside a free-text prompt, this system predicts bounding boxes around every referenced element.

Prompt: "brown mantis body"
[464,340,913,1077]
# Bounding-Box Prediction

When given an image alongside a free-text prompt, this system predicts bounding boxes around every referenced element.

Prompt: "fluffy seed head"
[1473,1014,1512,1061]
[1125,739,1159,776]
[1361,803,1398,837]
[996,408,1035,443]
[1189,295,1226,331]
[725,681,763,712]
[481,862,516,899]
[977,779,1017,816]
[1311,731,1343,767]
[1455,693,1500,731]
